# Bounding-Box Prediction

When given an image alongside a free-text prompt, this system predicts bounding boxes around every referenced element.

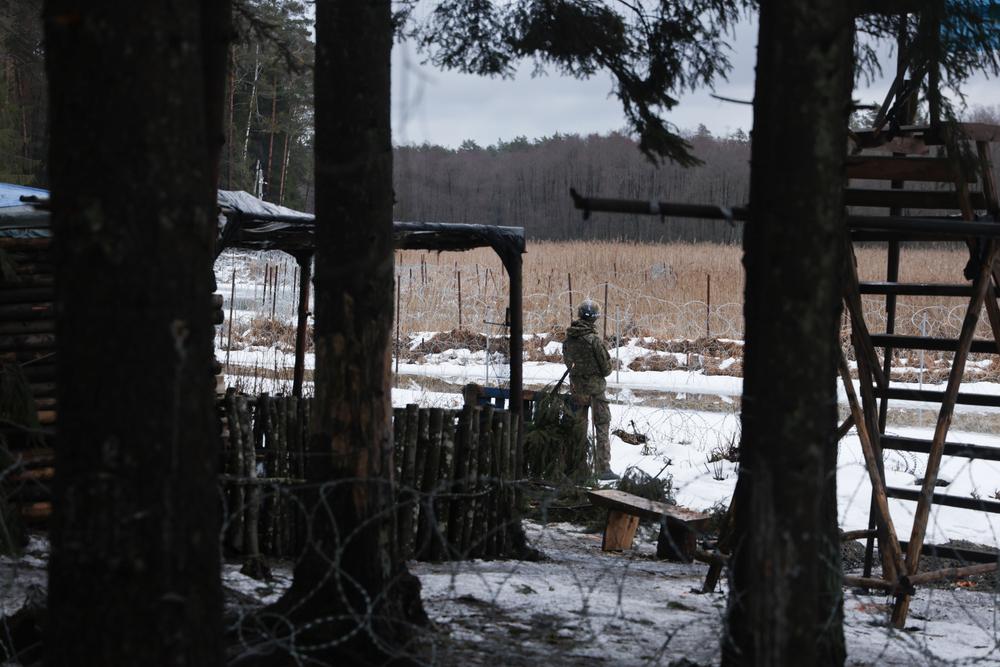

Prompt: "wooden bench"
[586,489,711,562]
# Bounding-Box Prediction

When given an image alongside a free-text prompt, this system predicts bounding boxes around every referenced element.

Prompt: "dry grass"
[396,241,980,341]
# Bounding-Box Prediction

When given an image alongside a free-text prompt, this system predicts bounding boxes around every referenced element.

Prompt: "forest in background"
[0,0,998,244]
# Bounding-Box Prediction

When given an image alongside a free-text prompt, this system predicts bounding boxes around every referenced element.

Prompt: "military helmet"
[578,299,600,321]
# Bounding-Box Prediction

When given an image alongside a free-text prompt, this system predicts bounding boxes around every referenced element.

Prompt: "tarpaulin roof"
[0,186,526,261]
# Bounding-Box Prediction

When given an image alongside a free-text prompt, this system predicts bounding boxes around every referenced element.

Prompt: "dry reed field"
[395,241,980,341]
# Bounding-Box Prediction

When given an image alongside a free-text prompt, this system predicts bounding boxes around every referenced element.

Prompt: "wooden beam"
[902,562,998,587]
[835,413,855,441]
[892,241,999,628]
[846,156,976,182]
[838,352,906,582]
[845,188,985,210]
[844,250,888,390]
[881,435,1000,461]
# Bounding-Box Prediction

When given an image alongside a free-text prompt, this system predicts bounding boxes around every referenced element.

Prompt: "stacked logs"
[393,402,520,561]
[220,392,520,564]
[0,234,57,525]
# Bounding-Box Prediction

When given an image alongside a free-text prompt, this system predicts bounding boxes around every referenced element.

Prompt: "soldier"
[563,299,617,481]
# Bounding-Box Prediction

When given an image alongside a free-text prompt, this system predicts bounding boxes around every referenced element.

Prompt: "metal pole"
[615,305,621,385]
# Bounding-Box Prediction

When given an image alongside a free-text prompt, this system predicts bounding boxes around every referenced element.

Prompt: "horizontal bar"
[569,188,748,222]
[851,231,970,243]
[847,215,1000,238]
[899,539,1000,564]
[870,334,999,355]
[876,386,1000,408]
[881,435,1000,461]
[887,486,1000,513]
[846,156,975,182]
[852,122,1000,146]
[846,187,986,210]
[858,281,977,297]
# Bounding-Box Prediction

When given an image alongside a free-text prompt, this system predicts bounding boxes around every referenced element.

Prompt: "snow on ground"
[410,521,1000,666]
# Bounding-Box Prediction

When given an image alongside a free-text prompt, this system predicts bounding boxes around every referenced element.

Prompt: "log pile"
[0,234,56,526]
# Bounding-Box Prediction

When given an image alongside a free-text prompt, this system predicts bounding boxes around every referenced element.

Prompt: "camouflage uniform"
[563,318,613,473]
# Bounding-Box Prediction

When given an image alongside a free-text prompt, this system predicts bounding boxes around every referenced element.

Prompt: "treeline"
[393,129,751,243]
[0,0,315,210]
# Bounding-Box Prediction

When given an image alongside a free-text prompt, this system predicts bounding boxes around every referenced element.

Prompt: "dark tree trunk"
[723,2,852,665]
[255,1,425,664]
[43,1,230,664]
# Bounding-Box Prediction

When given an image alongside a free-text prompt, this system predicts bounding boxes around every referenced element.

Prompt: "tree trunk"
[255,1,425,664]
[43,1,229,664]
[723,2,852,665]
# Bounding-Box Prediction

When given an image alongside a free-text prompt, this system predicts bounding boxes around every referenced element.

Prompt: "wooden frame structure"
[570,121,1000,628]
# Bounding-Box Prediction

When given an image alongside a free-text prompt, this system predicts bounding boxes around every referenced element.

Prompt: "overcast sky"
[390,17,1000,148]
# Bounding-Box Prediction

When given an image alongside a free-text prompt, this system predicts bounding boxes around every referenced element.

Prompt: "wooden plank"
[601,510,639,551]
[858,282,978,297]
[852,122,1000,145]
[882,435,1000,461]
[869,334,999,354]
[846,156,976,182]
[586,489,710,528]
[844,249,887,389]
[899,540,1000,564]
[838,353,906,581]
[904,562,999,587]
[875,387,1000,409]
[893,241,998,628]
[845,187,984,210]
[886,486,1000,513]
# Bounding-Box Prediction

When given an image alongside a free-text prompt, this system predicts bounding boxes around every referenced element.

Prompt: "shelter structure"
[0,186,527,527]
[214,196,527,449]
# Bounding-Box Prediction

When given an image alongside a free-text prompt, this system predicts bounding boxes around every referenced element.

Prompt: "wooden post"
[705,273,711,339]
[415,408,444,560]
[460,405,481,556]
[224,388,244,552]
[470,405,494,557]
[239,395,268,578]
[497,409,512,556]
[412,408,431,555]
[603,281,609,340]
[225,268,236,374]
[602,511,640,551]
[431,410,457,561]
[395,276,401,377]
[892,241,999,627]
[487,411,504,557]
[838,353,905,580]
[447,404,474,554]
[398,403,420,560]
[292,253,312,398]
[567,272,573,322]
